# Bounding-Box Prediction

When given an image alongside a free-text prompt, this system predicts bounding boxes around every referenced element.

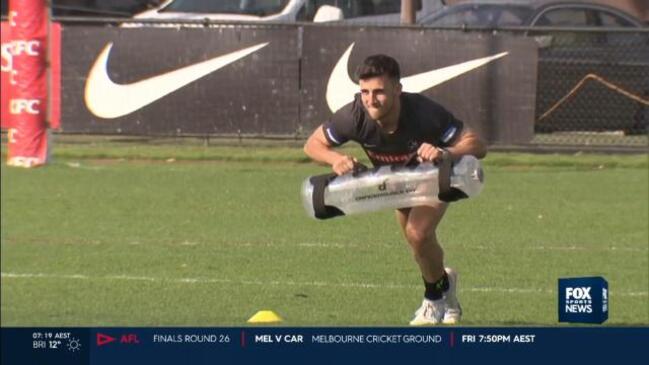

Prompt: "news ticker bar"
[2,327,648,364]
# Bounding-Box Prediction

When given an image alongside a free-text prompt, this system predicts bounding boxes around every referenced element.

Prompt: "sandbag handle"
[437,150,469,202]
[351,162,370,177]
[309,173,342,219]
[437,149,452,197]
[397,149,452,198]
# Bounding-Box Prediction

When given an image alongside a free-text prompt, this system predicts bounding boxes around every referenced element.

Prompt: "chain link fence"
[528,29,648,148]
[405,26,648,150]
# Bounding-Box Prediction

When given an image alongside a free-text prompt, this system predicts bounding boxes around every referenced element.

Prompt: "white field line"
[298,242,348,248]
[4,240,645,253]
[530,246,647,253]
[296,243,648,253]
[446,245,646,253]
[2,272,647,297]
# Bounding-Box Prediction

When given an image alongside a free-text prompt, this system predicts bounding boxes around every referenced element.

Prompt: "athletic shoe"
[409,298,446,326]
[443,267,462,324]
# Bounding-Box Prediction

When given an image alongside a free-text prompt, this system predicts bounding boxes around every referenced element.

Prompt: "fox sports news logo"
[559,277,608,324]
[565,286,593,314]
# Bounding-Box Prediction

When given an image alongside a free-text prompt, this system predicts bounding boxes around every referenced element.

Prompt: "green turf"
[1,149,647,326]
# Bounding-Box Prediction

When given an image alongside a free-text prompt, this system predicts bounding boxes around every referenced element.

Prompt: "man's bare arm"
[304,126,358,175]
[417,128,487,163]
[446,128,487,160]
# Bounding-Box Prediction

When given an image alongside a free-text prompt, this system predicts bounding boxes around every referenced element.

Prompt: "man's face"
[359,75,401,121]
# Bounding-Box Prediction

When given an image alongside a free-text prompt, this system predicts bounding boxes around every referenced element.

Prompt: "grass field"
[1,142,647,326]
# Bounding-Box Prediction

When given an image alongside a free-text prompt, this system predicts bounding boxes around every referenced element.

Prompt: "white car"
[131,0,444,24]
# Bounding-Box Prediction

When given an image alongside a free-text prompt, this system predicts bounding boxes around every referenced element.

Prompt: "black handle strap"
[351,162,369,177]
[403,153,419,168]
[437,149,452,197]
[309,173,345,219]
[437,149,469,202]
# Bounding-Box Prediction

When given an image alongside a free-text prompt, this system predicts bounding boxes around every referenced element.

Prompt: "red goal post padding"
[2,0,56,168]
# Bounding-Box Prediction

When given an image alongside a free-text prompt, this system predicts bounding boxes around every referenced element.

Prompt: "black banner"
[3,327,648,365]
[299,27,537,143]
[62,25,299,136]
[61,24,538,143]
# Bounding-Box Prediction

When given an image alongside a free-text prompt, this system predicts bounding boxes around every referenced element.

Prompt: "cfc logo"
[2,40,42,85]
[1,42,17,84]
[10,99,41,115]
[10,40,41,56]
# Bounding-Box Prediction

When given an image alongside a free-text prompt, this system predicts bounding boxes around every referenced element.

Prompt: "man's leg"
[396,203,461,325]
[395,203,448,284]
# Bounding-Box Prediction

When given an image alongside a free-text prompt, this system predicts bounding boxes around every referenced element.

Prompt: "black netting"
[533,30,648,144]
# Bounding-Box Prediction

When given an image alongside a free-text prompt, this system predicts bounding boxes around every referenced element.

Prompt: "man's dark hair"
[355,54,401,82]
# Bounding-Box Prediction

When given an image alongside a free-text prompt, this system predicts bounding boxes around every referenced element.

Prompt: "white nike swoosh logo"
[326,43,508,112]
[84,42,268,119]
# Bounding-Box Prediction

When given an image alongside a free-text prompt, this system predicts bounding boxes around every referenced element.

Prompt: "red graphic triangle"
[97,333,116,346]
